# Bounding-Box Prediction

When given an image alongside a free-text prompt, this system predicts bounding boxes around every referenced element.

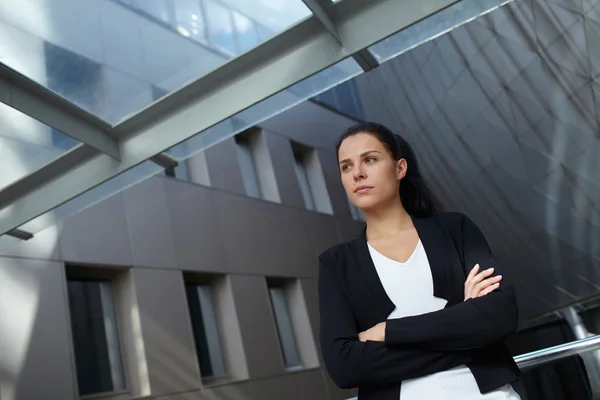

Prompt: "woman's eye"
[341,164,351,171]
[366,157,376,163]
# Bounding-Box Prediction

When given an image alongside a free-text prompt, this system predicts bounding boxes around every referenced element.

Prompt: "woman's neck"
[364,200,413,240]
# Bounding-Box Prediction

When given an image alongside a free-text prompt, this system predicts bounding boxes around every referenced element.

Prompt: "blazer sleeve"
[319,257,471,389]
[384,213,518,351]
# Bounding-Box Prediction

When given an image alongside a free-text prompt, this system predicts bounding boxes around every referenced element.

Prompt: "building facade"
[0,99,366,400]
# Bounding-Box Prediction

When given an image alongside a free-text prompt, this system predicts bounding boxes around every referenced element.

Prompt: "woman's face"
[338,133,406,211]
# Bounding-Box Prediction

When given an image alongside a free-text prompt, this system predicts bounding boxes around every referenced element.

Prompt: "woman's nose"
[353,165,366,180]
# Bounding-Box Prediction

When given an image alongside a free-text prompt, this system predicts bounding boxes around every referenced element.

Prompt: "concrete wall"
[0,103,362,400]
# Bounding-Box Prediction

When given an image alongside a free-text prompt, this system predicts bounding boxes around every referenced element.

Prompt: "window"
[185,283,227,378]
[67,278,126,396]
[268,283,302,370]
[235,133,262,199]
[291,143,316,211]
[290,141,332,214]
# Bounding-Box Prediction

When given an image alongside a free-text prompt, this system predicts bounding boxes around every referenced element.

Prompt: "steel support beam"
[302,0,380,72]
[0,63,120,159]
[0,0,458,236]
[301,0,342,44]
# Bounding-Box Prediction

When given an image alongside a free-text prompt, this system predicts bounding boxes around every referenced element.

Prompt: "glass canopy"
[0,0,518,244]
[0,102,79,191]
[0,0,311,124]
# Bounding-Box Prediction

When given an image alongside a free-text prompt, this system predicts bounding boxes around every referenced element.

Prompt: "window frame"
[184,274,228,381]
[65,266,129,399]
[267,279,303,371]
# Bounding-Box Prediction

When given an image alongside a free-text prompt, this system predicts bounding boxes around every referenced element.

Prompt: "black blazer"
[318,212,521,400]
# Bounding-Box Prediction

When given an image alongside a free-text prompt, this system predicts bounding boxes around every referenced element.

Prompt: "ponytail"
[336,122,443,218]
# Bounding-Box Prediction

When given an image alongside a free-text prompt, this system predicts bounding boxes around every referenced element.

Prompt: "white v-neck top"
[368,240,520,400]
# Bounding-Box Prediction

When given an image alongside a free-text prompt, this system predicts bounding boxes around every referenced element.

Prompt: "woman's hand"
[358,322,386,342]
[464,264,502,301]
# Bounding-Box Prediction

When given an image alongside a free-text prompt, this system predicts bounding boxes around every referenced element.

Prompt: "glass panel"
[99,282,126,391]
[197,285,226,377]
[174,0,207,42]
[0,59,360,250]
[369,0,511,63]
[269,286,302,368]
[233,11,260,52]
[137,0,171,24]
[185,283,226,377]
[236,136,262,199]
[0,103,80,191]
[294,159,315,211]
[205,0,237,54]
[67,280,125,396]
[0,0,311,122]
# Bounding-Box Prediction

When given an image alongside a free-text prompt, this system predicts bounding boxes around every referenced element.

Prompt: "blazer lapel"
[412,217,450,301]
[353,234,396,319]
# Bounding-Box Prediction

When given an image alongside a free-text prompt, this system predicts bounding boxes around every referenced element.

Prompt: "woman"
[318,122,521,399]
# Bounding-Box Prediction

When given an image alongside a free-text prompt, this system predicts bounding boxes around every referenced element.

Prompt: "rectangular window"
[185,283,227,378]
[67,279,126,396]
[268,284,302,370]
[235,134,262,199]
[291,142,332,214]
[292,145,316,211]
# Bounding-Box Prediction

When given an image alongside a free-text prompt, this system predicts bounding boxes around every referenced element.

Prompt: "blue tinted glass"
[314,89,337,109]
[347,80,366,120]
[256,24,273,41]
[335,81,360,119]
[44,41,105,115]
[52,129,79,150]
[174,0,207,42]
[233,12,259,51]
[205,0,237,54]
[138,0,170,23]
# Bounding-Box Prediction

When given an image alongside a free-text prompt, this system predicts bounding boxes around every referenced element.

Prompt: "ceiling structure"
[0,0,508,247]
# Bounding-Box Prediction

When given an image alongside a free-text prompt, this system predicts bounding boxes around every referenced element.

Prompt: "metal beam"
[6,229,33,241]
[0,63,120,160]
[303,0,380,72]
[0,0,458,236]
[150,153,178,169]
[352,49,380,72]
[301,0,342,44]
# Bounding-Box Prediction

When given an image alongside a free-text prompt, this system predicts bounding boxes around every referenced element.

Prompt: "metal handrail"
[515,334,600,370]
[345,335,600,400]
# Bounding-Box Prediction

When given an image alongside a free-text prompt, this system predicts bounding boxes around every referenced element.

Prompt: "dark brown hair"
[336,122,443,218]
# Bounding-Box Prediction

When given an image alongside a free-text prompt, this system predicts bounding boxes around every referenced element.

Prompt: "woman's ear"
[396,158,408,180]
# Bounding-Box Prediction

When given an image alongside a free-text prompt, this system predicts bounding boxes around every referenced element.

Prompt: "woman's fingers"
[466,266,493,291]
[474,275,503,296]
[478,282,501,297]
[465,266,500,300]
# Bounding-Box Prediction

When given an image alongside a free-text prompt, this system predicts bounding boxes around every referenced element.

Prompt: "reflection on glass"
[138,0,171,23]
[205,0,237,54]
[0,103,80,191]
[233,11,259,51]
[174,0,206,41]
[369,0,511,63]
[11,59,362,240]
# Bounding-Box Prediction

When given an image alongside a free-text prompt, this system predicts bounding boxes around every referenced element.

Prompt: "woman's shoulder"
[421,211,469,227]
[318,238,359,267]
